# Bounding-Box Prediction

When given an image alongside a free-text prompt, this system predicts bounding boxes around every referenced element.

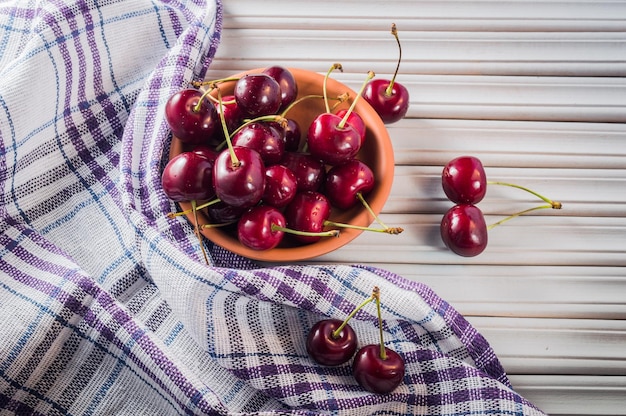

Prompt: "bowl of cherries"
[162,64,401,262]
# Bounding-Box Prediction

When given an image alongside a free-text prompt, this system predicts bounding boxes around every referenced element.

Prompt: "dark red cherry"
[280,152,326,192]
[237,205,285,250]
[352,344,405,394]
[231,122,285,165]
[307,112,362,166]
[335,108,366,144]
[306,319,358,366]
[268,119,302,152]
[192,145,219,163]
[207,201,246,224]
[440,204,488,257]
[263,65,298,110]
[263,164,298,208]
[442,156,487,204]
[234,73,282,117]
[325,159,375,210]
[362,79,409,124]
[161,151,215,202]
[165,88,218,144]
[213,146,265,208]
[213,94,243,143]
[283,191,331,244]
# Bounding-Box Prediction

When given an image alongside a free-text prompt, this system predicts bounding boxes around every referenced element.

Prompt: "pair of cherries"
[306,287,405,395]
[440,156,562,257]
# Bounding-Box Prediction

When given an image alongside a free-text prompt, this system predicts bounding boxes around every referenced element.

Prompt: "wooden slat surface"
[210,2,626,414]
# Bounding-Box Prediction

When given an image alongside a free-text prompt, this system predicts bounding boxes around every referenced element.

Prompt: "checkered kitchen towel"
[0,0,546,414]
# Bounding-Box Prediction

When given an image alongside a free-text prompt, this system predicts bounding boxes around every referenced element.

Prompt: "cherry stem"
[167,198,222,218]
[487,204,554,230]
[385,23,401,97]
[201,220,237,229]
[331,286,379,339]
[191,76,240,88]
[193,85,215,113]
[271,224,340,238]
[356,192,389,229]
[191,200,209,264]
[216,114,287,152]
[487,181,562,209]
[280,93,349,118]
[338,71,375,129]
[324,220,403,235]
[215,88,240,167]
[372,287,387,360]
[323,63,343,114]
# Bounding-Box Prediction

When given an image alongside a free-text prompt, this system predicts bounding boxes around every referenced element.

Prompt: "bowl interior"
[168,67,394,262]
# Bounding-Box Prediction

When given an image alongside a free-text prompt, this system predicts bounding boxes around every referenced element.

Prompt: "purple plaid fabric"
[0,0,546,414]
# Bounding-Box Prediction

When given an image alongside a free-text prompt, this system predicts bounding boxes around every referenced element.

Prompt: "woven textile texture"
[0,0,546,414]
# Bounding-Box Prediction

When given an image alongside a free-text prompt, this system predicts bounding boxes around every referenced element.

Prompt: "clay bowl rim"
[168,67,395,262]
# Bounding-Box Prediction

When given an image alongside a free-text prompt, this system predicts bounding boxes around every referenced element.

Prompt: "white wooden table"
[206,2,626,414]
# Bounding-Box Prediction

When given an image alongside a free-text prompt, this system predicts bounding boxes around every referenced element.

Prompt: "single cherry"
[231,121,285,165]
[280,152,326,192]
[440,204,488,257]
[161,151,215,203]
[234,73,282,117]
[306,319,358,366]
[362,24,409,124]
[165,88,219,144]
[237,205,286,250]
[352,286,405,394]
[213,94,243,143]
[263,164,298,208]
[324,159,375,210]
[442,156,487,204]
[335,108,366,144]
[213,146,266,208]
[283,191,332,244]
[263,65,298,110]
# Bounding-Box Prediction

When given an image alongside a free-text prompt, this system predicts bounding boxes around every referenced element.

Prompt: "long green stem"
[271,225,340,238]
[487,204,554,230]
[324,220,403,235]
[215,88,239,167]
[372,287,387,360]
[332,288,377,339]
[488,181,562,209]
[191,200,209,264]
[356,193,388,229]
[385,23,401,97]
[323,63,343,114]
[338,71,375,129]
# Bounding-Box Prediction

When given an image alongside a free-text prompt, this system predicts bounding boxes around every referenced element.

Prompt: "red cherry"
[213,94,243,143]
[165,88,218,144]
[325,159,375,210]
[213,146,266,208]
[231,122,285,165]
[263,65,298,110]
[442,156,487,204]
[237,205,285,250]
[352,344,405,394]
[263,164,298,208]
[440,204,488,257]
[280,152,326,192]
[335,108,366,144]
[362,24,409,124]
[306,319,358,366]
[283,191,332,244]
[307,112,362,166]
[234,73,282,117]
[161,151,215,202]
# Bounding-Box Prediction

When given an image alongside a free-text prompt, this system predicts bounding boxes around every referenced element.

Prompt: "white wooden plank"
[509,375,626,416]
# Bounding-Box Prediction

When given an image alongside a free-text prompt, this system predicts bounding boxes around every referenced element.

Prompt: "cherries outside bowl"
[167,68,395,262]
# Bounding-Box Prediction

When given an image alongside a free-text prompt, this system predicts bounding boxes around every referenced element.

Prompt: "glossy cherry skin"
[192,145,219,163]
[263,65,298,110]
[352,344,405,394]
[306,319,358,366]
[237,205,285,250]
[213,146,266,208]
[234,73,282,117]
[442,156,487,205]
[268,119,302,152]
[325,159,375,210]
[284,191,331,244]
[335,108,366,144]
[161,151,215,202]
[263,164,298,208]
[165,88,219,144]
[231,122,285,165]
[440,204,488,257]
[307,113,362,166]
[362,79,409,124]
[280,152,326,192]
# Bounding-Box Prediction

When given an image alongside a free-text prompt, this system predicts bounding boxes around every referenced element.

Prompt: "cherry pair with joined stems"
[440,155,562,257]
[306,286,405,394]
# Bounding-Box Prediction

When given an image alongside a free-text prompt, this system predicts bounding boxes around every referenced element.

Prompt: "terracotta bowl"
[168,67,394,262]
